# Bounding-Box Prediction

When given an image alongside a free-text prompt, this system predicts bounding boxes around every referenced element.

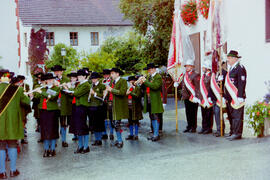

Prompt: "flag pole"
[175,67,178,132]
[218,47,224,137]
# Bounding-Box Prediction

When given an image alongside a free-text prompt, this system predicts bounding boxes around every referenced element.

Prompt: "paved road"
[9,99,270,180]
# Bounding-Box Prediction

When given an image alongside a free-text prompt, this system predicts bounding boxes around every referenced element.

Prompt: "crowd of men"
[0,49,246,179]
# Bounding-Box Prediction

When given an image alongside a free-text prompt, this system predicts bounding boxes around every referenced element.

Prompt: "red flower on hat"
[256,112,260,116]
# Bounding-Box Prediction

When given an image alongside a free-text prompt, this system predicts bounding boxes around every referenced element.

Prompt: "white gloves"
[193,97,201,104]
[174,82,179,87]
[238,97,244,103]
[218,75,224,81]
[208,97,213,104]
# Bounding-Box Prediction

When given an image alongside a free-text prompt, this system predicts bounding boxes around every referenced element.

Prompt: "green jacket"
[0,83,30,140]
[143,73,164,114]
[35,86,60,111]
[89,81,106,107]
[59,76,71,116]
[111,78,129,120]
[128,85,143,121]
[74,81,91,107]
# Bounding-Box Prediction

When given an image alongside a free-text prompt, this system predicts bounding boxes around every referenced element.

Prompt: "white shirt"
[80,79,88,85]
[94,81,99,86]
[228,61,239,71]
[114,76,120,84]
[151,71,157,78]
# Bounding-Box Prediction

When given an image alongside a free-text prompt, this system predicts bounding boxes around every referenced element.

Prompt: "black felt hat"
[43,73,56,80]
[143,63,158,70]
[51,65,66,71]
[77,69,89,76]
[227,50,242,58]
[67,72,77,77]
[110,68,124,76]
[90,72,101,79]
[102,69,111,75]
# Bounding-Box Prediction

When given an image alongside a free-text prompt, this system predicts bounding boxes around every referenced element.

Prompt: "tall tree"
[119,0,174,65]
[28,28,48,73]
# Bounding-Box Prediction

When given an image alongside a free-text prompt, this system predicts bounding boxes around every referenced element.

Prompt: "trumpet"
[134,76,146,86]
[24,85,48,95]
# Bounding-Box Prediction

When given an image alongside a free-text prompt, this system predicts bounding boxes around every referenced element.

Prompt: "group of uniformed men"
[0,49,246,179]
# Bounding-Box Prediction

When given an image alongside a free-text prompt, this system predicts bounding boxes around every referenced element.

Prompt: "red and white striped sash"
[200,74,213,108]
[224,72,245,109]
[210,73,226,108]
[184,73,196,102]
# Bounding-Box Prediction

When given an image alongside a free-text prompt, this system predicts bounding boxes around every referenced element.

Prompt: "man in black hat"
[88,72,106,146]
[101,69,114,140]
[138,63,164,141]
[102,69,114,140]
[105,68,128,148]
[224,50,247,141]
[51,65,70,147]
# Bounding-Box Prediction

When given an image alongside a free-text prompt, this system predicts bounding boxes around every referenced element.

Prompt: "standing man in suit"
[105,68,128,148]
[198,61,214,134]
[138,63,164,141]
[180,60,201,133]
[224,50,247,141]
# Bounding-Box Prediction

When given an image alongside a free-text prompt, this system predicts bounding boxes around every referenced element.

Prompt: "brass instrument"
[134,76,146,86]
[24,85,48,95]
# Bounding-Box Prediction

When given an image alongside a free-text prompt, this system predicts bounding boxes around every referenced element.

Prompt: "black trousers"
[184,100,198,130]
[227,102,244,136]
[60,116,71,128]
[201,106,214,131]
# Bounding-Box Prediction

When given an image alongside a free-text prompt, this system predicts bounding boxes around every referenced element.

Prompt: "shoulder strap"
[0,84,20,116]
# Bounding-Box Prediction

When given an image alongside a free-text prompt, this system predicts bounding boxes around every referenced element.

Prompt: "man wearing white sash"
[198,61,214,134]
[209,61,228,137]
[224,50,247,141]
[180,60,201,133]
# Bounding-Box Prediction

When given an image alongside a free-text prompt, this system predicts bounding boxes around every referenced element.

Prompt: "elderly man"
[224,50,247,141]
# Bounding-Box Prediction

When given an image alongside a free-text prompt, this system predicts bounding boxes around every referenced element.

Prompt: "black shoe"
[198,129,205,134]
[116,142,123,148]
[74,147,84,154]
[50,150,56,157]
[102,134,108,140]
[82,147,90,154]
[213,132,221,137]
[134,136,139,140]
[62,142,68,147]
[10,170,20,178]
[225,133,233,138]
[147,136,153,140]
[92,141,102,146]
[72,137,78,141]
[183,129,190,133]
[37,139,43,143]
[151,136,160,142]
[110,141,119,146]
[189,129,196,133]
[109,134,114,140]
[125,135,134,140]
[21,139,28,144]
[0,172,7,179]
[43,150,50,158]
[203,129,212,134]
[227,134,242,141]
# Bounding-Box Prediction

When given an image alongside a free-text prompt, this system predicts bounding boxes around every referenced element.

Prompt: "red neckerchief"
[42,98,47,110]
[109,82,115,101]
[72,97,76,104]
[128,87,134,99]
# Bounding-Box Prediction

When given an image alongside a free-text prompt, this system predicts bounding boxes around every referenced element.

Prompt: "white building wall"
[181,0,270,104]
[34,26,133,54]
[0,0,19,73]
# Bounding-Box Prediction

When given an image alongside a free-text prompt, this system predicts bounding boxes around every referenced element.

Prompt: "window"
[46,32,55,46]
[70,32,78,46]
[91,32,99,46]
[266,0,270,42]
[24,33,27,47]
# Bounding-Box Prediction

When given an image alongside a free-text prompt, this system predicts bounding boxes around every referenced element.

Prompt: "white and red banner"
[225,72,245,109]
[184,73,196,102]
[200,74,213,108]
[167,0,195,83]
[210,73,226,107]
